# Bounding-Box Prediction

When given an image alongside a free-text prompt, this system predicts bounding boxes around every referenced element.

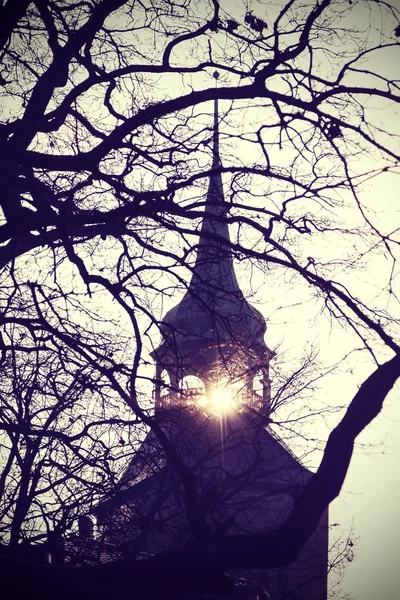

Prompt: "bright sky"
[2,1,399,597]
[334,397,400,599]
[329,169,400,599]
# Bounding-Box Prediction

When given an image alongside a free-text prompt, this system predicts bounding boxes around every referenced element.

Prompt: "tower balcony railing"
[157,387,268,415]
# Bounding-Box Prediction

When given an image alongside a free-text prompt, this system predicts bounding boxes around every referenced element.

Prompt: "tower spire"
[192,71,236,290]
[212,71,221,170]
[152,77,270,413]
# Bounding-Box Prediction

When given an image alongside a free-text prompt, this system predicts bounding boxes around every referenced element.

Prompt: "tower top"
[152,93,271,413]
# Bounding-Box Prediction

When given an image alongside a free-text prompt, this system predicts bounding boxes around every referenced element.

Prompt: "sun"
[208,385,234,413]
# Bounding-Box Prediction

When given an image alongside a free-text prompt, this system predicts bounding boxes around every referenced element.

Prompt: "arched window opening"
[160,370,171,397]
[179,375,205,399]
[252,370,264,397]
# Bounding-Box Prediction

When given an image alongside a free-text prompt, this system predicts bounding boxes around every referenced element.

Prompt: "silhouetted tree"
[0,0,399,597]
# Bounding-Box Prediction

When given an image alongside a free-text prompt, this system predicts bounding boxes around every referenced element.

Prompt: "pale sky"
[1,2,399,597]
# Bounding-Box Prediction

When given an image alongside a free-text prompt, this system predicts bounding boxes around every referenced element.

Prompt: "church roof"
[95,409,311,517]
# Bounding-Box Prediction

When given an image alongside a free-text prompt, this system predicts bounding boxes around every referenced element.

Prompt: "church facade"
[75,97,328,599]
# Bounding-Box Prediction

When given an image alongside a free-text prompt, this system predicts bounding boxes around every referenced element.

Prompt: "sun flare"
[209,386,234,413]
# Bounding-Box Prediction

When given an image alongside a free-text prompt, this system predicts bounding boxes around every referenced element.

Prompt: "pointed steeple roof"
[157,88,267,358]
[190,93,240,294]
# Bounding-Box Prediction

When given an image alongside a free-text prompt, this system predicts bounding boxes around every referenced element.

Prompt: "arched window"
[160,370,171,397]
[179,375,205,398]
[252,370,264,397]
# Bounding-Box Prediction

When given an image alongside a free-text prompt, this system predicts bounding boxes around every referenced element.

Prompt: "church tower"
[91,88,328,600]
[152,88,273,416]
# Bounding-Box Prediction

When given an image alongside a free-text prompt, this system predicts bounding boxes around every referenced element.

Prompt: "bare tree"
[0,0,399,597]
[0,281,143,550]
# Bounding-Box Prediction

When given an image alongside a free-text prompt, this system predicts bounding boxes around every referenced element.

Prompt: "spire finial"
[212,71,220,169]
